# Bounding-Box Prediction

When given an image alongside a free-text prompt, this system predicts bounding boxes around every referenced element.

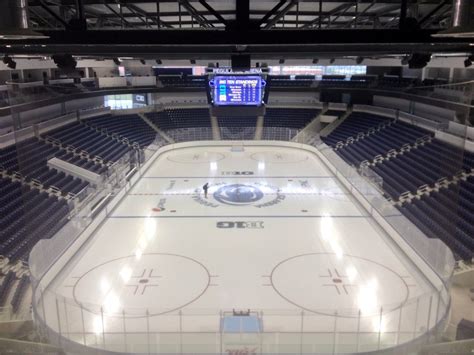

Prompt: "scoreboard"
[211,75,264,106]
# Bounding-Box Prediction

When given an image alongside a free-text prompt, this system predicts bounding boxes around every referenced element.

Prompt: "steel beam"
[257,0,287,27]
[263,0,299,29]
[302,3,353,29]
[419,1,449,27]
[105,4,131,27]
[127,3,172,28]
[179,0,213,28]
[198,0,227,27]
[37,0,69,28]
[29,0,446,5]
[344,0,375,28]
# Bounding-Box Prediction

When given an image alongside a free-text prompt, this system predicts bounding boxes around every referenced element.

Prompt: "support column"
[254,115,264,140]
[210,115,221,140]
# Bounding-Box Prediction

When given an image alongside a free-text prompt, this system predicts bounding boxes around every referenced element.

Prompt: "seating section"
[264,108,319,129]
[0,271,31,315]
[326,111,474,260]
[0,138,95,195]
[0,176,69,262]
[373,139,474,199]
[399,177,474,260]
[85,114,157,148]
[322,112,391,147]
[262,127,297,141]
[146,109,212,141]
[11,274,29,313]
[147,108,211,130]
[218,116,257,140]
[336,122,430,167]
[268,75,314,88]
[0,271,16,308]
[159,75,207,88]
[44,121,131,163]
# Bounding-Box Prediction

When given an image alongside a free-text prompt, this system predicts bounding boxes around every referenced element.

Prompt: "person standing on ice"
[203,182,209,198]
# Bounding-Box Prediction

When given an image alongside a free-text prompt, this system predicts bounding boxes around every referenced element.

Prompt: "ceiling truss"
[1,1,471,58]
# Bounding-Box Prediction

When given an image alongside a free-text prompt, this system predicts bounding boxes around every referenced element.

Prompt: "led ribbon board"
[211,76,264,106]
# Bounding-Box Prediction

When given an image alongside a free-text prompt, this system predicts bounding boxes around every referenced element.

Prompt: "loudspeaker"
[231,55,251,71]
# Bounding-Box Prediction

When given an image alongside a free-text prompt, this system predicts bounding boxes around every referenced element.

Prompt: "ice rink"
[39,144,443,353]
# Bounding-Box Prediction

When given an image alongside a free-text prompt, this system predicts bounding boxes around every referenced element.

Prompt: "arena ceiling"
[1,0,473,58]
[26,0,452,30]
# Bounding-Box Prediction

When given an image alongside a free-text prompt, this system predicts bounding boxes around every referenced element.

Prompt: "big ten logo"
[225,347,258,355]
[221,171,254,176]
[216,221,264,229]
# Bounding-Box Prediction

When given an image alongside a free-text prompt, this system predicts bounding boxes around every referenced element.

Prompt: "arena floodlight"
[407,53,431,69]
[52,54,77,72]
[3,55,16,69]
[464,55,474,68]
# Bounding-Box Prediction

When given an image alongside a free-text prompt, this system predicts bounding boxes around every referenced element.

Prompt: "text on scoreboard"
[212,76,264,106]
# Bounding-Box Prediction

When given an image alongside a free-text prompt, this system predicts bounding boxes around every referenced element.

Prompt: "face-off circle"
[270,253,409,317]
[213,184,265,206]
[167,152,226,164]
[250,151,309,164]
[73,253,211,317]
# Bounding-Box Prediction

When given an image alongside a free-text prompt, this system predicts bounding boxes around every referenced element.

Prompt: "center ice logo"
[192,182,285,208]
[213,184,264,206]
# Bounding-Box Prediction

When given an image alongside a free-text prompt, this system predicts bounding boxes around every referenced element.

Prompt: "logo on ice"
[225,347,258,355]
[216,221,264,229]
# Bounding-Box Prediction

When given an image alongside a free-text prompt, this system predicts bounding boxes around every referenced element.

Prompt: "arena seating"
[0,176,69,262]
[335,122,430,166]
[147,109,213,141]
[322,112,392,147]
[0,268,31,316]
[0,271,15,307]
[267,75,314,88]
[10,274,29,313]
[325,111,474,260]
[398,178,474,260]
[44,121,131,164]
[372,139,473,198]
[159,75,207,88]
[0,138,96,194]
[85,114,157,148]
[146,108,211,130]
[263,108,320,129]
[218,116,257,140]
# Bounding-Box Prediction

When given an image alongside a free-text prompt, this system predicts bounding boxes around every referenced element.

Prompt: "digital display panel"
[212,76,263,106]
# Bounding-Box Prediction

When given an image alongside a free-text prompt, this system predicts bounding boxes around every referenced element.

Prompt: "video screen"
[211,75,264,106]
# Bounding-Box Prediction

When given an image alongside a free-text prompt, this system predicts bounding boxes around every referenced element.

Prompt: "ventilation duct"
[433,0,474,38]
[0,0,47,39]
